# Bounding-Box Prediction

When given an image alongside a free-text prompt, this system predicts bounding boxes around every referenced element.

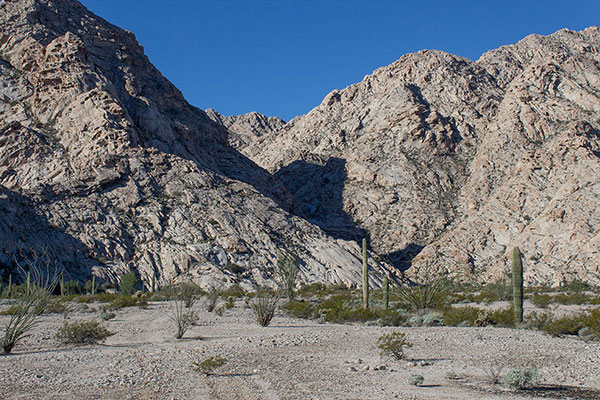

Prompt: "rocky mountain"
[205,109,285,155]
[0,0,392,289]
[239,27,600,286]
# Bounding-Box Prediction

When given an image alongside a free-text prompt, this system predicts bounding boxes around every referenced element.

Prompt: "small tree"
[377,331,412,360]
[119,271,139,295]
[276,253,299,300]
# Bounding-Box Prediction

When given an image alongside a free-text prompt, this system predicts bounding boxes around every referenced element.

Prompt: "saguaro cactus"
[362,238,369,310]
[512,246,524,324]
[383,276,389,310]
[7,274,11,298]
[151,275,156,293]
[91,275,96,296]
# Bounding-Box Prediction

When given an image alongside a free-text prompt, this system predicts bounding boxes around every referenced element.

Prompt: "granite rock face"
[0,0,392,289]
[240,27,600,286]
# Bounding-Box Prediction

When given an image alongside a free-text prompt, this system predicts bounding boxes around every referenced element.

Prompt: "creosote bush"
[56,320,114,344]
[377,331,412,360]
[107,295,147,310]
[192,355,227,375]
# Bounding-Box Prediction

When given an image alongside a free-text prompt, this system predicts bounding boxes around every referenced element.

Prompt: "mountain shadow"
[274,157,368,242]
[381,244,425,273]
[0,187,99,284]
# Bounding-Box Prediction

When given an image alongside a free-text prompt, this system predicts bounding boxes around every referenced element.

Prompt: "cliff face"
[239,27,600,286]
[0,0,392,289]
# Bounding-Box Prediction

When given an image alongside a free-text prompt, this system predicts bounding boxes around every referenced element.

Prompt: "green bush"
[221,284,246,298]
[192,355,227,375]
[107,295,147,310]
[554,292,593,305]
[119,271,139,296]
[377,331,412,360]
[408,374,424,386]
[501,367,538,389]
[489,307,514,327]
[378,309,408,327]
[100,311,116,321]
[56,320,114,344]
[44,300,68,314]
[443,306,482,327]
[531,293,552,308]
[62,280,83,295]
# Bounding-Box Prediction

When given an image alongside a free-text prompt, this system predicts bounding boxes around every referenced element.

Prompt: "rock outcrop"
[240,27,600,286]
[0,0,392,289]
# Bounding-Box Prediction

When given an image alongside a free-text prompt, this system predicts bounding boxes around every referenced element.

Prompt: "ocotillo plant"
[512,246,523,324]
[362,238,369,310]
[383,276,389,310]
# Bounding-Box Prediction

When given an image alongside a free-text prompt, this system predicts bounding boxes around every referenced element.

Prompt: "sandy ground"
[1,299,599,400]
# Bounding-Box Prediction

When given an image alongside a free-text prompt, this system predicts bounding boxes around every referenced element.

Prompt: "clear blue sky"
[79,0,600,121]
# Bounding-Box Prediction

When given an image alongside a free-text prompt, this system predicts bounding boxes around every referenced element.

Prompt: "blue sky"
[79,0,600,121]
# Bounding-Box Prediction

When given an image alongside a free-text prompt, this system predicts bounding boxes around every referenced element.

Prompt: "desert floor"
[1,299,599,400]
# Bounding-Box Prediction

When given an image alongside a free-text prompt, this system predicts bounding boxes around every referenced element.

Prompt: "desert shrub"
[378,309,408,327]
[483,362,505,384]
[377,331,412,360]
[283,300,316,319]
[501,367,538,389]
[276,253,299,300]
[192,355,227,375]
[408,374,424,386]
[323,307,379,323]
[177,282,203,308]
[119,271,139,296]
[250,291,279,327]
[44,300,68,314]
[524,311,552,331]
[62,280,82,295]
[56,320,113,344]
[407,311,444,327]
[531,293,552,308]
[224,297,235,309]
[107,295,147,310]
[100,311,116,321]
[205,284,223,312]
[542,314,583,337]
[554,292,593,305]
[479,279,512,303]
[443,306,482,326]
[168,299,198,339]
[296,282,349,298]
[221,284,246,298]
[396,278,449,311]
[580,308,600,338]
[563,279,590,293]
[0,305,20,316]
[489,306,514,327]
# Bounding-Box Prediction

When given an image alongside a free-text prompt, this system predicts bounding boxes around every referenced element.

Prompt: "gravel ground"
[1,299,599,399]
